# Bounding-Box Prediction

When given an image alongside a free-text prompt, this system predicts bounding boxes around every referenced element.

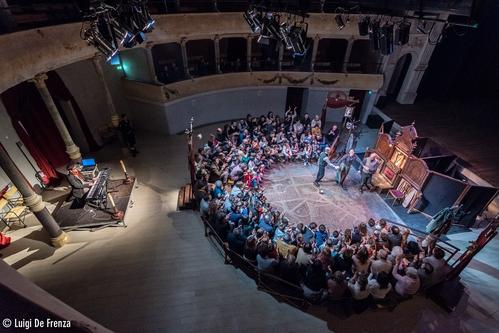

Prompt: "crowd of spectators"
[193,112,451,312]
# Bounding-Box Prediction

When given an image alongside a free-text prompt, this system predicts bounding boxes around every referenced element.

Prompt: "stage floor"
[264,163,405,230]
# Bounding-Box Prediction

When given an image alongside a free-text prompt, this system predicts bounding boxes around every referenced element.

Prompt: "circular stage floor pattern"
[263,163,405,231]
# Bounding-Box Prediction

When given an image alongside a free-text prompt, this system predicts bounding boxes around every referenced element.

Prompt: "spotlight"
[279,21,293,50]
[335,14,345,30]
[380,22,394,55]
[358,17,370,36]
[80,1,156,60]
[395,21,411,45]
[264,13,281,39]
[83,24,118,62]
[289,25,309,57]
[369,20,380,51]
[243,9,263,33]
[257,34,271,45]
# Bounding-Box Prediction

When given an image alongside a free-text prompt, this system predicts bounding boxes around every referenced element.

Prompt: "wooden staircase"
[177,184,195,210]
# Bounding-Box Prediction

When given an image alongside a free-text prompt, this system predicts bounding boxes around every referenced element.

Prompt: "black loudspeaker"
[366,114,384,129]
[358,17,370,36]
[369,21,380,50]
[395,22,411,45]
[380,24,394,55]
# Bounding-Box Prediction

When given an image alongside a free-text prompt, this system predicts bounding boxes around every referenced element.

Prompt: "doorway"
[285,87,306,116]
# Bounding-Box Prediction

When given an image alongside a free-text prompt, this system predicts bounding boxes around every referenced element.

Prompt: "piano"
[86,169,109,209]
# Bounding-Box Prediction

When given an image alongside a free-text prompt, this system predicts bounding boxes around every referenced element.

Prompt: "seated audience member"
[421,247,450,287]
[392,257,421,297]
[279,250,301,285]
[327,270,348,300]
[368,271,392,304]
[296,243,314,266]
[348,273,370,313]
[370,249,392,276]
[227,227,246,255]
[243,236,258,262]
[317,247,332,271]
[352,246,371,274]
[199,193,210,217]
[302,259,327,303]
[256,244,278,272]
[315,224,329,248]
[387,226,403,249]
[333,247,354,277]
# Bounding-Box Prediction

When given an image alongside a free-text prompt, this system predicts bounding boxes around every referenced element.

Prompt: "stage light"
[109,53,120,65]
[135,31,146,44]
[109,18,133,46]
[83,23,118,62]
[279,22,293,50]
[257,34,271,45]
[380,23,394,55]
[395,21,411,45]
[289,25,309,57]
[335,14,345,30]
[358,17,370,36]
[80,1,156,61]
[369,20,381,51]
[243,9,263,33]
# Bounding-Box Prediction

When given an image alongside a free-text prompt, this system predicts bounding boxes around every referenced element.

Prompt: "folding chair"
[0,198,29,229]
[2,184,24,207]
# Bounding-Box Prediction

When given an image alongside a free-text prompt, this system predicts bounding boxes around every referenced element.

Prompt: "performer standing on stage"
[313,147,331,187]
[334,149,362,190]
[359,153,380,193]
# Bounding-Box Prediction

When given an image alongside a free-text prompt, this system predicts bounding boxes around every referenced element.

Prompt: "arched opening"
[386,53,412,104]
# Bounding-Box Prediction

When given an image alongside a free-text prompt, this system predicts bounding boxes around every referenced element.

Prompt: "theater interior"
[0,1,498,332]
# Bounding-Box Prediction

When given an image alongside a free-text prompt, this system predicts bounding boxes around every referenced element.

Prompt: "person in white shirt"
[392,257,420,297]
[368,271,392,304]
[370,249,393,276]
[348,273,370,300]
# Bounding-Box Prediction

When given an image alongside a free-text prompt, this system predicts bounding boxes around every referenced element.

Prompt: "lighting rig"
[80,1,155,62]
[243,6,310,58]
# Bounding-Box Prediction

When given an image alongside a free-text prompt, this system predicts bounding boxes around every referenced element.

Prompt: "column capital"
[66,144,82,162]
[92,53,105,63]
[30,73,48,88]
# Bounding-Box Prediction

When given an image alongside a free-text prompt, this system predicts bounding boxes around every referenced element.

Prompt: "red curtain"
[1,81,69,184]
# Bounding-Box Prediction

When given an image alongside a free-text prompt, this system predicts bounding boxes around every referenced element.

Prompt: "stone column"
[214,35,221,74]
[310,35,320,71]
[0,143,68,247]
[144,43,161,84]
[92,55,121,127]
[180,38,191,78]
[31,74,82,163]
[342,38,354,73]
[278,43,284,71]
[246,35,252,71]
